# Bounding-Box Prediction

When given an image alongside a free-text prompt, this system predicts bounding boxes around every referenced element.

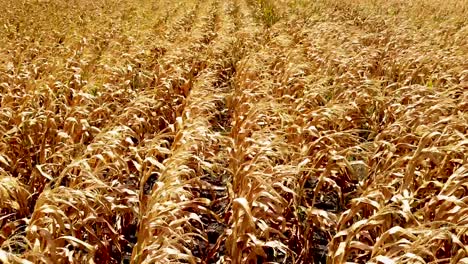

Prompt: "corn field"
[0,0,467,263]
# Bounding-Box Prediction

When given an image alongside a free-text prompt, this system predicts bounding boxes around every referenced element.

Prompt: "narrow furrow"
[189,0,279,262]
[185,1,240,262]
[220,0,301,263]
[130,1,231,263]
[130,0,272,262]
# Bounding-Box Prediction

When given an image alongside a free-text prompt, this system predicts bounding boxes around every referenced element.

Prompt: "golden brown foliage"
[0,0,467,263]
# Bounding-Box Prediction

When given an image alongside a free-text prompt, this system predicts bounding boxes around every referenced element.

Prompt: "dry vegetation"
[0,0,467,263]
